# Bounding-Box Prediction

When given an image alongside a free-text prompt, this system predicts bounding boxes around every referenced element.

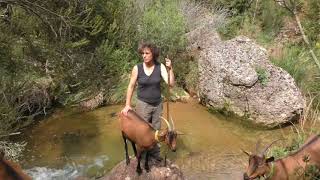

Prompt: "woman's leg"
[135,99,152,123]
[149,102,163,161]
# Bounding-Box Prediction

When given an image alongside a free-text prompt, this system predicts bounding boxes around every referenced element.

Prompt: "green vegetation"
[0,0,187,137]
[215,0,320,108]
[268,132,320,179]
[255,67,269,86]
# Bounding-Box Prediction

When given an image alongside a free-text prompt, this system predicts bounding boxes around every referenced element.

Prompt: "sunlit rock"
[188,29,306,128]
[101,158,184,180]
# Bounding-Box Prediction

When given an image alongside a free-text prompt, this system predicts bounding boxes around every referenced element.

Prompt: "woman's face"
[141,48,153,63]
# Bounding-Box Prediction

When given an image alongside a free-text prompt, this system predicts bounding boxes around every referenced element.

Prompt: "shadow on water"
[15,99,294,179]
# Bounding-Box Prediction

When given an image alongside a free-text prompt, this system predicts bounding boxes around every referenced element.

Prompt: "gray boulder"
[188,31,305,128]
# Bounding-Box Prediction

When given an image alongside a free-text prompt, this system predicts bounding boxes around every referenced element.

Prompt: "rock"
[79,92,104,111]
[100,158,184,180]
[170,87,190,102]
[188,29,306,127]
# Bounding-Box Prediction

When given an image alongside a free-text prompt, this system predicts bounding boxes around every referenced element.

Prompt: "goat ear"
[159,130,167,136]
[241,149,251,156]
[176,130,184,135]
[266,157,274,163]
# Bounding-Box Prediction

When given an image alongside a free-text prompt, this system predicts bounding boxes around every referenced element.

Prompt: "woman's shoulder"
[134,64,141,70]
[131,64,138,73]
[159,63,166,69]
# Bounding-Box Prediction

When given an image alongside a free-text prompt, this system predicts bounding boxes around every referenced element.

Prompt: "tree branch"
[274,0,320,71]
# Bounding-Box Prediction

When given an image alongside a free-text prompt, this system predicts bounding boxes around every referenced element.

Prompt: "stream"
[16,100,293,180]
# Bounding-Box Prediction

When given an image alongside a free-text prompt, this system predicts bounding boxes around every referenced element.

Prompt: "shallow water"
[17,100,293,179]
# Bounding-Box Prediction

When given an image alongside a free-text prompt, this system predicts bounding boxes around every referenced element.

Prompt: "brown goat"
[119,109,177,175]
[243,135,320,180]
[0,150,32,180]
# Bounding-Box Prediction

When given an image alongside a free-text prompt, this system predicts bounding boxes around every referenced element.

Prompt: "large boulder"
[188,31,306,128]
[101,158,184,180]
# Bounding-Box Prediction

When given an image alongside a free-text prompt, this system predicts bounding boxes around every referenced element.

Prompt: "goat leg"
[136,150,143,175]
[122,132,130,165]
[164,153,167,167]
[131,141,137,156]
[145,151,150,172]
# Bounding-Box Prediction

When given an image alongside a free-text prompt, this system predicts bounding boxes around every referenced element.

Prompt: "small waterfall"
[26,155,109,179]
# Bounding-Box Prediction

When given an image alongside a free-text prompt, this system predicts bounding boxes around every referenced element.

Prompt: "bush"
[259,0,285,36]
[303,0,320,45]
[139,0,187,57]
[271,45,309,86]
[255,67,269,86]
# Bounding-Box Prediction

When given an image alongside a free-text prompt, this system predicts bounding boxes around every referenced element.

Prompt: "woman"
[121,42,175,161]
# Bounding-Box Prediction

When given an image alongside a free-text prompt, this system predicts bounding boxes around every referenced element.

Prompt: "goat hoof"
[126,159,130,165]
[136,168,142,175]
[145,167,150,172]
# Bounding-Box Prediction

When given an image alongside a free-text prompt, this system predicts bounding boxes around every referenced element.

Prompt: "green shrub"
[105,74,131,105]
[269,133,320,179]
[185,60,199,93]
[139,0,187,57]
[302,0,320,45]
[172,55,199,92]
[217,15,243,39]
[271,45,309,86]
[259,0,285,36]
[255,67,269,86]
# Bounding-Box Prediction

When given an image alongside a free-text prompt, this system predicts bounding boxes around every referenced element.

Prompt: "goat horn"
[170,116,175,130]
[255,139,261,154]
[261,139,282,156]
[160,116,172,131]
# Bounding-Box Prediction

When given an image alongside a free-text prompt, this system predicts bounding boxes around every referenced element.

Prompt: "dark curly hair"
[138,42,160,62]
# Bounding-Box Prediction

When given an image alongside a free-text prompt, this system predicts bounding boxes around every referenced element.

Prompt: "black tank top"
[137,62,161,104]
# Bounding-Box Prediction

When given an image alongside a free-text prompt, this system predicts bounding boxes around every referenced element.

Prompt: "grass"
[266,96,320,179]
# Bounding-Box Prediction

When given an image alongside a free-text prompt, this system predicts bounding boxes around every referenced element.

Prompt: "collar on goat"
[155,130,159,142]
[264,161,275,179]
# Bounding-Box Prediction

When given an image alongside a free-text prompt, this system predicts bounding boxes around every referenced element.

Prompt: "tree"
[274,0,320,71]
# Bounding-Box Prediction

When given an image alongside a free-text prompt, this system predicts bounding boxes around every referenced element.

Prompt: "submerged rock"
[101,158,184,180]
[79,92,104,111]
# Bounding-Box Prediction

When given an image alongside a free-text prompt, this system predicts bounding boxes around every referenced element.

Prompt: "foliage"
[0,0,188,127]
[139,0,187,58]
[0,77,51,135]
[205,0,253,15]
[271,45,309,86]
[185,60,199,93]
[304,165,320,180]
[268,132,320,179]
[217,0,286,41]
[303,0,320,45]
[0,141,26,162]
[258,0,286,36]
[271,45,320,109]
[104,74,132,105]
[255,67,269,86]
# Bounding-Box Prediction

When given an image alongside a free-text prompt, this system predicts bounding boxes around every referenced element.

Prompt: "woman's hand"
[121,105,132,116]
[165,57,172,70]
